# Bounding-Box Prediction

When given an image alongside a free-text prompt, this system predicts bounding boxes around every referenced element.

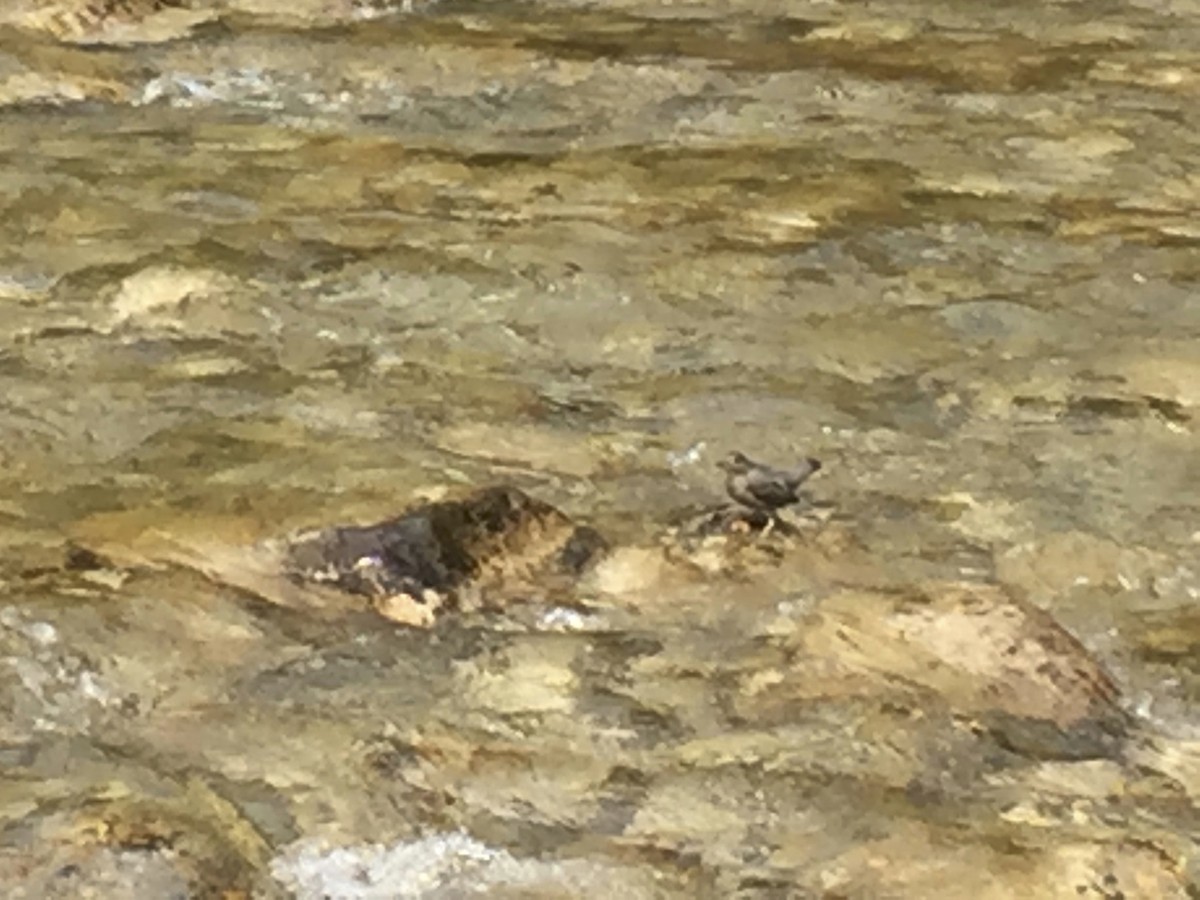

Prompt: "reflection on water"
[0,0,1198,896]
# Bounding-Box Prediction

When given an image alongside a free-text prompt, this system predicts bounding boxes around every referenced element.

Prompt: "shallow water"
[0,1,1198,897]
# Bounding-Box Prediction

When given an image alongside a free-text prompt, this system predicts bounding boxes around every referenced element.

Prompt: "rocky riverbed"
[1,1,1198,897]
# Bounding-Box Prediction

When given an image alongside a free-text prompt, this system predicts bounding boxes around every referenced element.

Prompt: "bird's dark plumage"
[717,451,822,512]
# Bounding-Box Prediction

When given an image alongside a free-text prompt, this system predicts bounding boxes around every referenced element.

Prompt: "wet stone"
[661,501,836,574]
[281,485,607,626]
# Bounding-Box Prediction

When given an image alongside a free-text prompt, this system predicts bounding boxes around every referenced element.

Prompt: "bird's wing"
[745,475,799,507]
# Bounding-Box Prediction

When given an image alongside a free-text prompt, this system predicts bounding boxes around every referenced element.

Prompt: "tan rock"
[587,546,673,598]
[108,266,239,328]
[790,582,1121,733]
[3,0,213,43]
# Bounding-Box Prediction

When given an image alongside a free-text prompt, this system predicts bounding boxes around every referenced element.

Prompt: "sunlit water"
[0,1,1197,897]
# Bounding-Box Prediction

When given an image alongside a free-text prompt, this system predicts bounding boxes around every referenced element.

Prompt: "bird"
[717,451,822,513]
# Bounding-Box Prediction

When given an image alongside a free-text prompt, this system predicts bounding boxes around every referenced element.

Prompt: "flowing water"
[0,1,1198,897]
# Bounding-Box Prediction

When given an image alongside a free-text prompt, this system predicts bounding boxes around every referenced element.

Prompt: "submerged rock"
[3,0,213,44]
[72,485,607,628]
[782,581,1129,760]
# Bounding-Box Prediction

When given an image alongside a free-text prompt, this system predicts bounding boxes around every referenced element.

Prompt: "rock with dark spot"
[282,486,607,625]
[785,582,1129,760]
[68,485,607,628]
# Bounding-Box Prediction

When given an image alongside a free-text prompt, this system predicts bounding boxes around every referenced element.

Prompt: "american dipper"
[717,451,822,513]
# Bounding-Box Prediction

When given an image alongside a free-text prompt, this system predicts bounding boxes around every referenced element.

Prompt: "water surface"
[0,1,1197,897]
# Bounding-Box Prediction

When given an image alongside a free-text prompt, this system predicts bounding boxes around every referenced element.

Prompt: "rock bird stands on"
[717,451,822,513]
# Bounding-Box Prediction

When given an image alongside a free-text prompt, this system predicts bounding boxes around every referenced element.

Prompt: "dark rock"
[985,709,1130,762]
[282,485,607,624]
[63,544,109,572]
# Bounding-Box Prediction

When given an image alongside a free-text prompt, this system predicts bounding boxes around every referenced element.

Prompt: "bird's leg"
[711,503,744,535]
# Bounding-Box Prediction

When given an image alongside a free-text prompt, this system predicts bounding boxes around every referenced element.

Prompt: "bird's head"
[717,451,753,474]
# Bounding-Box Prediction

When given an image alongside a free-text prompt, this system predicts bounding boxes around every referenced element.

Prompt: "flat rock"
[783,581,1127,759]
[74,486,607,627]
